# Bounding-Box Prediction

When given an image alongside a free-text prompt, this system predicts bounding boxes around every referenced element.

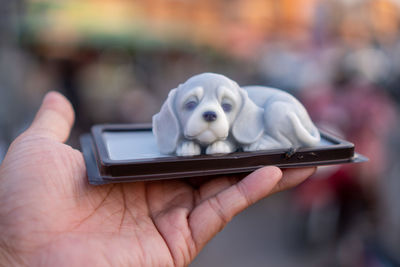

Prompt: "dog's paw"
[176,141,201,156]
[206,141,234,155]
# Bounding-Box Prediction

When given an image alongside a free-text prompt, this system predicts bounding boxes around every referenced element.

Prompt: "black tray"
[80,124,368,185]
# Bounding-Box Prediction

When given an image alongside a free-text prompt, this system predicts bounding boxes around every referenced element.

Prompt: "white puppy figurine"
[152,73,320,156]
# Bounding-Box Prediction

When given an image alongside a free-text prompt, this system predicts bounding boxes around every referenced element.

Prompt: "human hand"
[0,92,315,266]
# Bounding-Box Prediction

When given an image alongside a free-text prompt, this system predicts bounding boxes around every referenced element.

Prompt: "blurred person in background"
[283,1,400,264]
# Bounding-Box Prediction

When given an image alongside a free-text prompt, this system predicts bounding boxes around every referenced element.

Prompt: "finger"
[189,166,282,250]
[270,167,316,194]
[195,175,240,203]
[25,91,75,143]
[186,172,247,189]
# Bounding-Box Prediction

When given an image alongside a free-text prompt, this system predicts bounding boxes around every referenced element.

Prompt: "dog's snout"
[202,111,217,122]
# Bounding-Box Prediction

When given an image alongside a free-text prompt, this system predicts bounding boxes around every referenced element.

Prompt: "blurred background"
[1,0,400,266]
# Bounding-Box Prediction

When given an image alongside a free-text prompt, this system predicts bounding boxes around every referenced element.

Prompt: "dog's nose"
[202,111,217,122]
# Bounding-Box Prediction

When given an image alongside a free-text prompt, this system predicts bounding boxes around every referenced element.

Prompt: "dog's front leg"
[206,140,236,155]
[176,141,201,156]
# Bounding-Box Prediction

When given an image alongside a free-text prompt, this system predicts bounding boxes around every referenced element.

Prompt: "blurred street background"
[1,0,400,266]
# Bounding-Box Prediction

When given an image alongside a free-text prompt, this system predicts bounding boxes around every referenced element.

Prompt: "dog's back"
[242,86,320,148]
[243,86,300,108]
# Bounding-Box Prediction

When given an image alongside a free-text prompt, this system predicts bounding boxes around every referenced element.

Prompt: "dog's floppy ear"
[152,88,180,154]
[232,89,264,144]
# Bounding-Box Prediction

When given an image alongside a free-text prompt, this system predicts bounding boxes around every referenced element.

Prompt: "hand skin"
[0,92,316,267]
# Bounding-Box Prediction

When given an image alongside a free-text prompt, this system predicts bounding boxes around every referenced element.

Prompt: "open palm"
[0,92,315,266]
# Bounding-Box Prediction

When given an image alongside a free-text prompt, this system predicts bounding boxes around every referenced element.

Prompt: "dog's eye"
[221,103,232,112]
[184,100,198,111]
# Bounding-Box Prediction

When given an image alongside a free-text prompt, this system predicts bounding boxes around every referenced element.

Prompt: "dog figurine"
[152,73,320,156]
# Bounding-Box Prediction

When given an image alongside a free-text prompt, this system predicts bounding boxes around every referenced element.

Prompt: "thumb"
[26,91,75,143]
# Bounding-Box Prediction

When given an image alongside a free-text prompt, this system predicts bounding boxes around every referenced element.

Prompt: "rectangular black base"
[80,124,368,185]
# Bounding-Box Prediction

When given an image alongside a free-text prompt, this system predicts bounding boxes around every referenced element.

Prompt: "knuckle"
[207,196,230,225]
[235,183,253,207]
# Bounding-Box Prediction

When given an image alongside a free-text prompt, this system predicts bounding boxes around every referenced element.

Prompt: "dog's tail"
[288,112,320,147]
